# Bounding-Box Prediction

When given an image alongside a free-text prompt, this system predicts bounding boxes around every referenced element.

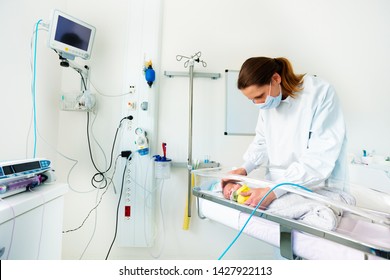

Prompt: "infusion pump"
[0,158,51,180]
[0,158,53,198]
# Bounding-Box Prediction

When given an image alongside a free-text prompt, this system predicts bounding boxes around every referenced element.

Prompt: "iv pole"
[176,51,207,229]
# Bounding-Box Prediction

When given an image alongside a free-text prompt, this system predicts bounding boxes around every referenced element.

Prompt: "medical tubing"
[89,79,132,97]
[217,182,312,260]
[36,127,85,193]
[156,179,166,258]
[127,155,165,258]
[146,178,166,259]
[143,157,154,246]
[122,155,162,251]
[32,19,42,158]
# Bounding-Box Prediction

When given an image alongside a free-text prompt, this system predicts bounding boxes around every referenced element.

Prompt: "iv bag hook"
[176,51,207,68]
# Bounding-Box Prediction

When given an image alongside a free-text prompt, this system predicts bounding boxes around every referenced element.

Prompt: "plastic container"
[154,157,172,179]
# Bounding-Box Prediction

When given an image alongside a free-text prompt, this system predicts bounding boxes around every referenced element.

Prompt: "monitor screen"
[48,10,96,60]
[54,15,91,51]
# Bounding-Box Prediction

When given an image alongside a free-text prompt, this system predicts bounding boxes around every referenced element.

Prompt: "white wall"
[1,0,389,260]
[159,0,390,164]
[0,0,65,161]
[158,0,390,259]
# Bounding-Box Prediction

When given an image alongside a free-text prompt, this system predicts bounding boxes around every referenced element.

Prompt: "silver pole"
[175,52,207,221]
[187,62,194,217]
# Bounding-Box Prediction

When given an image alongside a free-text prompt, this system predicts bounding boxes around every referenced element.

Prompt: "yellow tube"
[182,200,190,230]
[182,172,195,230]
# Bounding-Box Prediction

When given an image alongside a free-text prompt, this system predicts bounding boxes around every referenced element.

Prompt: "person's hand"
[220,168,247,190]
[239,187,276,209]
[229,168,247,176]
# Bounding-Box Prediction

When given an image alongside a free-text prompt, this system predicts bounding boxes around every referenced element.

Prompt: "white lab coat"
[242,75,348,197]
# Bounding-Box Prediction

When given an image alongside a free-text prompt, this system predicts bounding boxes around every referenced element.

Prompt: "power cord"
[105,155,131,260]
[86,114,133,189]
[62,155,121,234]
[78,154,121,259]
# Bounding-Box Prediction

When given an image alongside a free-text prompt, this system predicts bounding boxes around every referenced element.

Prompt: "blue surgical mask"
[255,83,282,110]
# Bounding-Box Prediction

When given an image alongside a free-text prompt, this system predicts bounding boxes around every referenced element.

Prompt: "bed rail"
[193,187,390,260]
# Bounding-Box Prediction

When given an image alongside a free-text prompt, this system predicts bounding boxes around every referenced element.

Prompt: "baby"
[205,180,356,231]
[207,180,250,204]
[224,182,251,204]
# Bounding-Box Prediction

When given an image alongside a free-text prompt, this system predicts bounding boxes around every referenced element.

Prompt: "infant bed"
[192,169,390,260]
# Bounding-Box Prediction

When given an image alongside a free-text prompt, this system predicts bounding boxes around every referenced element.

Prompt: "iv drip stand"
[188,59,194,218]
[169,52,220,229]
[175,51,207,229]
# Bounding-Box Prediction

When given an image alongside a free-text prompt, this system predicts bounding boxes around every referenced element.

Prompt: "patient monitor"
[48,9,96,61]
[47,9,97,111]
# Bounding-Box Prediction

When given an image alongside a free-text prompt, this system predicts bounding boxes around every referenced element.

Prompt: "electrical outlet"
[129,85,136,94]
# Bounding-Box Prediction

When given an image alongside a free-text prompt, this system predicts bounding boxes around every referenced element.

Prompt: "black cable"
[86,112,106,189]
[62,155,121,234]
[71,63,132,189]
[105,158,128,260]
[86,113,131,189]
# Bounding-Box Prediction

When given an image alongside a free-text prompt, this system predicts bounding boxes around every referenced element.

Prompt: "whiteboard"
[224,69,259,135]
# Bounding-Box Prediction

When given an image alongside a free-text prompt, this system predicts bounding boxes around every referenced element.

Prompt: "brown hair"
[237,57,305,97]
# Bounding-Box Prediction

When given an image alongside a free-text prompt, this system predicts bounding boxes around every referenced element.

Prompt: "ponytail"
[238,57,304,97]
[274,57,304,97]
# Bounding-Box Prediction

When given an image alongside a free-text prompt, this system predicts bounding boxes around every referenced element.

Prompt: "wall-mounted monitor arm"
[57,55,90,91]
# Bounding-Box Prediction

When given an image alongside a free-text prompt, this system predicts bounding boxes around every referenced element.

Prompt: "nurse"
[224,56,348,209]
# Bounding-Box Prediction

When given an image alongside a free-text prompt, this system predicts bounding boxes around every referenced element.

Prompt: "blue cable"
[217,182,313,260]
[32,19,42,158]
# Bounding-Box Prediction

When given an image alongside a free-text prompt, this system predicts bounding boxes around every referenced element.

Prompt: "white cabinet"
[0,183,68,259]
